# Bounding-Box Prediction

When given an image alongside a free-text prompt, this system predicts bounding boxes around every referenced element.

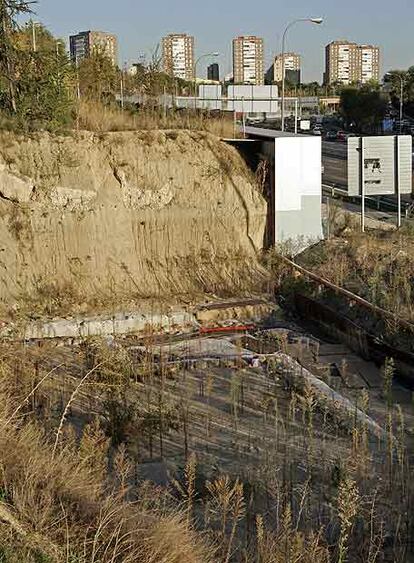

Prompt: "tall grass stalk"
[53,362,105,457]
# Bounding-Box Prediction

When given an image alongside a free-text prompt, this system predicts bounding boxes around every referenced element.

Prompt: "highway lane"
[322,142,347,188]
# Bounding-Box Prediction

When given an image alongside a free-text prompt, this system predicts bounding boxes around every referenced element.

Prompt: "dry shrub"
[0,370,213,562]
[76,99,139,132]
[76,99,237,137]
[1,332,410,563]
[255,509,330,563]
[298,229,414,322]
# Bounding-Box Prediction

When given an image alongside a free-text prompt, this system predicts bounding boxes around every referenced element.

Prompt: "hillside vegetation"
[297,229,414,323]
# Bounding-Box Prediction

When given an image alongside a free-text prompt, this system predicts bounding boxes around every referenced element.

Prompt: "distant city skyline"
[33,0,412,83]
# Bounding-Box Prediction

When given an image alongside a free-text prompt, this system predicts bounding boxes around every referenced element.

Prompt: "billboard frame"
[348,135,413,231]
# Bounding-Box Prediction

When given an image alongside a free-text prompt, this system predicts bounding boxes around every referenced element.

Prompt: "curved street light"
[194,52,220,81]
[281,17,323,131]
[193,52,219,108]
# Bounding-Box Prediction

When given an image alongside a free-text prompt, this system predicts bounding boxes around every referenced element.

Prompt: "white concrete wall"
[273,136,323,245]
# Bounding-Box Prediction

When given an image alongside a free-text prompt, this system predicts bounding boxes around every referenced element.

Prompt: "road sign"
[348,135,412,231]
[348,135,412,197]
[382,118,394,133]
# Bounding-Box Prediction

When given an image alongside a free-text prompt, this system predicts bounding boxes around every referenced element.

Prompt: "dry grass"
[0,333,413,562]
[0,360,213,563]
[273,228,414,360]
[297,229,414,322]
[76,99,237,138]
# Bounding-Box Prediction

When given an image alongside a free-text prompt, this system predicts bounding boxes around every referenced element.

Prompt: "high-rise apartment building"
[233,36,264,85]
[325,41,359,85]
[69,31,118,66]
[207,63,220,82]
[359,44,380,83]
[162,33,195,81]
[274,52,301,84]
[325,40,380,85]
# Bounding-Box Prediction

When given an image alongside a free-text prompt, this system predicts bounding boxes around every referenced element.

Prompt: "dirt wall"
[0,130,267,314]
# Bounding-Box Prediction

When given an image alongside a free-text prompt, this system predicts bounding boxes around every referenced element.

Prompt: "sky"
[34,0,414,82]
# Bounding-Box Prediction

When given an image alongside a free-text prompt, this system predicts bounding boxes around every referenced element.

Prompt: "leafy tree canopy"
[340,84,387,132]
[384,67,414,118]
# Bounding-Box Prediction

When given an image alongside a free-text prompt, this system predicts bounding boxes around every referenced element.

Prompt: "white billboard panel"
[348,135,412,196]
[199,85,222,100]
[227,85,279,113]
[198,84,223,110]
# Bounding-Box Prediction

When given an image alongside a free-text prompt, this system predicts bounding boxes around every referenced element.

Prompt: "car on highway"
[336,130,346,142]
[246,116,264,125]
[325,131,337,141]
[312,128,322,136]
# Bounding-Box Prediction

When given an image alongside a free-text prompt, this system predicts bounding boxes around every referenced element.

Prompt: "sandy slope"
[0,129,267,312]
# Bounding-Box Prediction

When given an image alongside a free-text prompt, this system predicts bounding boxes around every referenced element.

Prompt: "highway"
[322,141,348,188]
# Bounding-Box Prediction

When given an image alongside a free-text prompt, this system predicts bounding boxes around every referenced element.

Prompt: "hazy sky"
[34,0,413,82]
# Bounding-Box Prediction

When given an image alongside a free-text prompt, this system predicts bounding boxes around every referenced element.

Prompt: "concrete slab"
[345,358,382,389]
[318,344,352,356]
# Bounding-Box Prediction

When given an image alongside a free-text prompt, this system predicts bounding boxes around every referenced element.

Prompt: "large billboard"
[198,85,223,110]
[227,85,279,113]
[348,135,412,196]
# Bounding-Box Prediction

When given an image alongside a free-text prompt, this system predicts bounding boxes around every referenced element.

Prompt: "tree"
[77,51,119,102]
[135,48,192,99]
[340,84,387,132]
[14,45,74,129]
[0,7,75,129]
[384,67,414,118]
[10,21,74,128]
[0,0,34,112]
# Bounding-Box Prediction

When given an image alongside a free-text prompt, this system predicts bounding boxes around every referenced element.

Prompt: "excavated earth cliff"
[0,130,267,317]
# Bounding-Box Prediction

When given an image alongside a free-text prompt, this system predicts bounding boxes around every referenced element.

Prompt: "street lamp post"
[385,72,404,134]
[55,40,63,94]
[120,68,125,110]
[193,52,219,108]
[281,17,323,132]
[399,77,404,133]
[31,21,41,52]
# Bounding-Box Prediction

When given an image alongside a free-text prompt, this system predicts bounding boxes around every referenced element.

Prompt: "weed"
[337,477,359,563]
[382,357,395,407]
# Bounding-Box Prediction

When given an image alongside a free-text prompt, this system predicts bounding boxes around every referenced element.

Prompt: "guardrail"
[322,183,410,215]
